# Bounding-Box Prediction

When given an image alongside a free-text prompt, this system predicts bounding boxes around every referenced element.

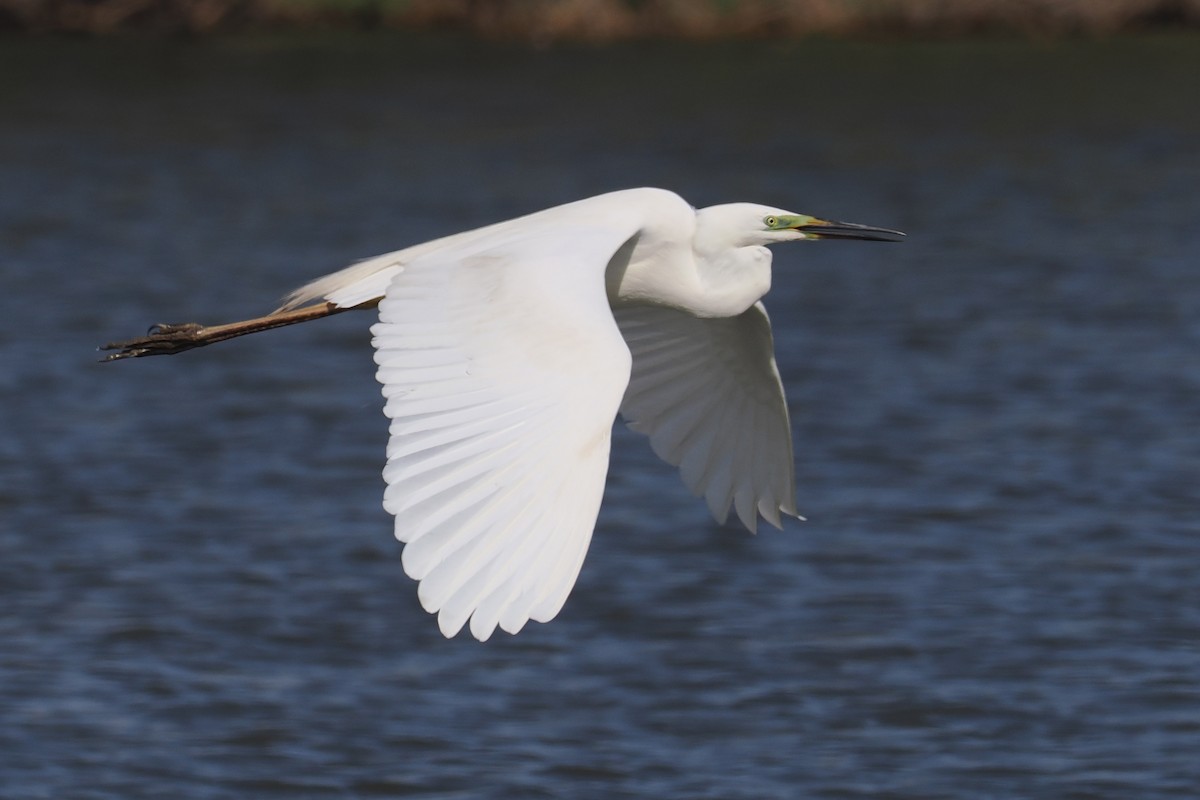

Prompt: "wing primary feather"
[399,463,534,582]
[383,390,498,417]
[420,491,543,625]
[732,398,762,533]
[382,419,528,484]
[385,406,528,460]
[675,413,723,494]
[382,438,528,515]
[640,396,715,459]
[453,499,562,640]
[528,498,596,622]
[387,460,521,540]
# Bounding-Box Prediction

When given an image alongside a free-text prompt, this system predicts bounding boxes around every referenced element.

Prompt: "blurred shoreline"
[4,0,1200,39]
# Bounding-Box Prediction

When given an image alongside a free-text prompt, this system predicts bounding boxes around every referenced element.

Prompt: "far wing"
[613,301,799,532]
[371,227,634,641]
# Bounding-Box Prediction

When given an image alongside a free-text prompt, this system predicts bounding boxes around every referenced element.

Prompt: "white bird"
[103,188,903,641]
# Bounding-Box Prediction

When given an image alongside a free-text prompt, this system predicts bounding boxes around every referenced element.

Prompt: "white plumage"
[105,187,903,641]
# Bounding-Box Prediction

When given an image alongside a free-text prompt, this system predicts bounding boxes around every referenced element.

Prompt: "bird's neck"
[689,243,773,318]
[606,236,768,318]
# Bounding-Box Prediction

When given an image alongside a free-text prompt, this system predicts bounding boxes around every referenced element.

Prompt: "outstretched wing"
[613,301,799,532]
[371,227,635,641]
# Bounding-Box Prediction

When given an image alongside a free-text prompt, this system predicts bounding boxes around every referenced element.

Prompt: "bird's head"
[697,203,905,249]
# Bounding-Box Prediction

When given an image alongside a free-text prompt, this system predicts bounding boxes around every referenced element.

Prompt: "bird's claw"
[146,322,203,336]
[99,322,208,361]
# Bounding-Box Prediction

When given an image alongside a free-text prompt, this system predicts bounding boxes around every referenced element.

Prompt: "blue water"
[1,34,1198,798]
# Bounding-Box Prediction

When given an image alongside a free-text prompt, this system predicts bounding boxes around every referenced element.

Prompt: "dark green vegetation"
[4,0,1200,38]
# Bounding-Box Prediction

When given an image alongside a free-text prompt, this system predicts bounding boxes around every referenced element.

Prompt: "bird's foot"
[99,322,209,361]
[100,302,347,362]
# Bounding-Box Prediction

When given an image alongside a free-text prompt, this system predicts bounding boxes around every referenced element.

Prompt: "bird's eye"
[764,215,778,228]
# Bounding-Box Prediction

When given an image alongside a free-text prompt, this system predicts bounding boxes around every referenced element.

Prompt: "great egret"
[103,188,903,641]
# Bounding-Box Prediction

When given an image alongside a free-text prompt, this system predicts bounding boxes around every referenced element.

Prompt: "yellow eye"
[764,215,778,228]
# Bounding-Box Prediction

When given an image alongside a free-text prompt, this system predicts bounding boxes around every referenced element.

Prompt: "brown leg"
[100,302,348,361]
